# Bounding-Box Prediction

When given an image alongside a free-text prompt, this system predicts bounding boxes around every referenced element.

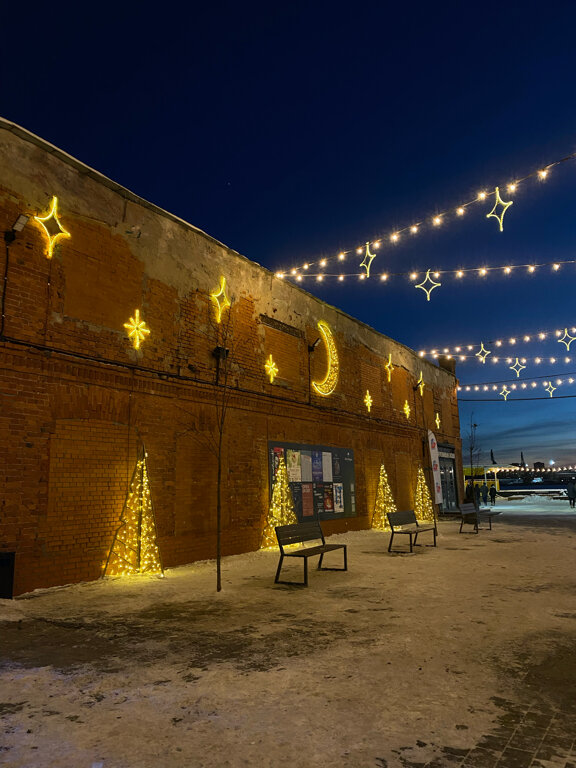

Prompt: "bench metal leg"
[318,547,347,572]
[410,533,415,552]
[303,557,308,587]
[388,532,394,552]
[274,554,285,584]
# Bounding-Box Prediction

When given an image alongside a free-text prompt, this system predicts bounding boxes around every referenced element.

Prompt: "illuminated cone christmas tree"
[371,463,397,531]
[261,456,297,549]
[414,466,435,524]
[104,449,163,576]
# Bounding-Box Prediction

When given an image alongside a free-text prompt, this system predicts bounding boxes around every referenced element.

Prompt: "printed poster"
[301,451,313,482]
[290,483,302,515]
[301,483,314,517]
[332,453,342,482]
[313,483,324,516]
[312,451,323,482]
[333,482,344,514]
[322,452,333,482]
[272,447,284,478]
[286,449,302,482]
[323,484,334,514]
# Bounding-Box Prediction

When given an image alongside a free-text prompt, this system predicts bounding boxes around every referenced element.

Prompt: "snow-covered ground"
[1,497,576,767]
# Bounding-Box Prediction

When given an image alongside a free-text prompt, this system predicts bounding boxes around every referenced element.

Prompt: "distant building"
[534,462,545,470]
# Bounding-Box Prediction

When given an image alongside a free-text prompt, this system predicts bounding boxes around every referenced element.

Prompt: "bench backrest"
[387,509,417,528]
[275,521,325,550]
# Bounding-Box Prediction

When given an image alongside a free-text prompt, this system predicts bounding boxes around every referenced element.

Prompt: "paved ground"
[1,500,576,767]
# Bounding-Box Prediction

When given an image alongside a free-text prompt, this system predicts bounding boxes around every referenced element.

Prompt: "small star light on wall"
[486,186,513,231]
[416,372,425,397]
[510,358,526,378]
[500,386,511,401]
[124,309,150,350]
[403,400,411,419]
[558,328,576,350]
[265,354,278,383]
[476,342,491,364]
[546,381,556,398]
[360,242,376,277]
[415,270,441,301]
[435,413,441,429]
[384,353,394,383]
[364,390,373,412]
[33,196,71,259]
[210,276,231,323]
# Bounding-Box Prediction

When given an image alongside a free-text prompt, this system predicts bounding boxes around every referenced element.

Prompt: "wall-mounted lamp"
[308,337,321,352]
[213,346,229,360]
[4,214,29,243]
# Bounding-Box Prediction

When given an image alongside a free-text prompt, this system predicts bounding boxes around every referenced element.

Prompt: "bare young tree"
[466,417,482,509]
[176,294,239,592]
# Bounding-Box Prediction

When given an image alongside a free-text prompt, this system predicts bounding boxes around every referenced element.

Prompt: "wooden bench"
[386,510,437,553]
[274,521,347,586]
[459,502,501,533]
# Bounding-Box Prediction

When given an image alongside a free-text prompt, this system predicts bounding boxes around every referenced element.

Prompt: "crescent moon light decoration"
[312,320,340,396]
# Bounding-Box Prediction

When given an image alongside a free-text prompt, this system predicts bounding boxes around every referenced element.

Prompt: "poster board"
[269,442,356,521]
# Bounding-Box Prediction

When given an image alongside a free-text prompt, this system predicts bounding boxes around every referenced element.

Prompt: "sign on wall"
[268,442,356,520]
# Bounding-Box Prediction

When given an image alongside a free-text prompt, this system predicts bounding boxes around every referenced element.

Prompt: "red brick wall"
[0,123,463,595]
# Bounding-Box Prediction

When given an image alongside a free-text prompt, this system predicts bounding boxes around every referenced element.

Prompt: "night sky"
[2,1,576,465]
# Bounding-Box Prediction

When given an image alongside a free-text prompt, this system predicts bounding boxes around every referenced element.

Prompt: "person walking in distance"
[480,482,489,507]
[567,478,576,509]
[489,484,497,506]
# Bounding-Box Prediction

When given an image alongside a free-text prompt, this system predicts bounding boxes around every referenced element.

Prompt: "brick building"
[0,119,462,597]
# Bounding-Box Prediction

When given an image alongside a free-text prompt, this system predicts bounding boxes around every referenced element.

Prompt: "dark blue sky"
[2,1,576,464]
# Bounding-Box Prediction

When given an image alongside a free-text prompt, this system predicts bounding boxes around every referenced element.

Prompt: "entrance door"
[439,458,457,510]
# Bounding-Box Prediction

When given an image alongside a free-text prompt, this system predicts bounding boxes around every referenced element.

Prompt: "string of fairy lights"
[418,325,576,358]
[275,150,576,284]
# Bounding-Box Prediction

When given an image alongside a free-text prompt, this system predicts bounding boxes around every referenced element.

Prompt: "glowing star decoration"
[435,413,441,429]
[510,358,526,378]
[403,400,411,419]
[124,309,150,350]
[265,354,278,383]
[486,186,513,231]
[476,342,491,364]
[210,276,231,323]
[360,241,376,277]
[415,269,441,301]
[33,196,71,259]
[416,371,425,397]
[558,328,576,350]
[500,386,511,400]
[104,451,163,577]
[546,382,556,398]
[364,390,373,412]
[384,353,394,383]
[311,320,340,396]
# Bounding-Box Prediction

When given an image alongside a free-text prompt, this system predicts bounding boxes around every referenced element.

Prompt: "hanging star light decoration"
[360,241,376,277]
[476,342,491,364]
[415,269,441,301]
[33,196,71,259]
[510,358,526,378]
[124,309,150,350]
[416,371,425,396]
[486,186,513,231]
[265,354,278,383]
[546,382,556,397]
[210,276,231,323]
[435,413,441,429]
[364,390,373,412]
[558,328,576,350]
[403,400,411,419]
[500,386,511,400]
[384,353,394,383]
